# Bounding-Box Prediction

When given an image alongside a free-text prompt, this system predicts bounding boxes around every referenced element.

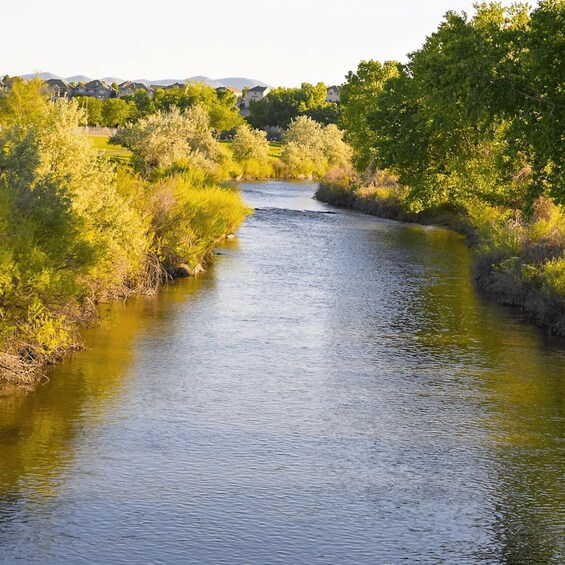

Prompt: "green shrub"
[542,257,565,296]
[146,174,251,273]
[0,84,251,383]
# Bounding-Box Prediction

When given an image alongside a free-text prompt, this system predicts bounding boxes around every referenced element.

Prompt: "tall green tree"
[101,98,135,127]
[0,77,49,127]
[339,60,399,171]
[247,83,337,130]
[505,0,565,204]
[75,96,103,126]
[364,4,533,210]
[152,83,242,134]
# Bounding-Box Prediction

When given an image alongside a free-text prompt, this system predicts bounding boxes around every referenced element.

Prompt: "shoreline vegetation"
[313,0,564,337]
[315,170,565,337]
[0,79,350,388]
[0,81,254,388]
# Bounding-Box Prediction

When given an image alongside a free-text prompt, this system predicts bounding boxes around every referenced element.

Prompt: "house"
[241,85,270,109]
[45,78,73,98]
[117,81,154,98]
[74,79,116,99]
[326,85,341,103]
[165,82,187,90]
[0,77,19,91]
[146,82,188,92]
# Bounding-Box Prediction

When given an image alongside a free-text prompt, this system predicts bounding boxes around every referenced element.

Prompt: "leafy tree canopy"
[247,82,338,130]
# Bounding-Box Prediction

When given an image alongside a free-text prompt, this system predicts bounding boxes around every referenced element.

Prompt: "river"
[0,181,563,564]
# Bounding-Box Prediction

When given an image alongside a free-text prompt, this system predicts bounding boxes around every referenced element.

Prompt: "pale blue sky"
[1,0,513,86]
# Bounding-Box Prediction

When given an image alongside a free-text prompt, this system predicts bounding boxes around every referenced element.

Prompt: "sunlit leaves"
[247,83,336,130]
[112,106,222,174]
[339,60,400,170]
[281,116,352,177]
[231,125,270,162]
[341,2,564,211]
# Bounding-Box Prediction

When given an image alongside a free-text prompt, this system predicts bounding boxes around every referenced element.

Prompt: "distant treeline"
[76,82,244,130]
[74,81,341,132]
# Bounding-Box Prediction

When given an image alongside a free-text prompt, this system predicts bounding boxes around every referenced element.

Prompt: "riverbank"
[0,165,251,389]
[0,178,250,389]
[316,176,565,337]
[0,82,254,388]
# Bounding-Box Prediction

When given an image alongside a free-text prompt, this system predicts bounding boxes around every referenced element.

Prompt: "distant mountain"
[20,72,63,81]
[65,75,92,84]
[187,76,225,89]
[140,78,183,86]
[135,76,271,90]
[101,76,126,85]
[217,77,269,90]
[12,72,270,89]
[142,76,229,88]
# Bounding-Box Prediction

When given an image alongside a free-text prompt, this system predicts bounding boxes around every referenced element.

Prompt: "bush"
[0,85,251,383]
[281,116,352,178]
[231,125,270,162]
[111,105,222,175]
[146,174,251,273]
[0,93,148,370]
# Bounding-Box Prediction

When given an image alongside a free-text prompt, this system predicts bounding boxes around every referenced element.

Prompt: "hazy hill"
[218,77,269,90]
[13,72,270,89]
[188,76,225,88]
[65,75,92,84]
[101,76,127,85]
[20,72,63,81]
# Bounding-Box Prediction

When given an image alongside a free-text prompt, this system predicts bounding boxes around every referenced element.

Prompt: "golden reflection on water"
[0,274,208,502]
[399,224,565,563]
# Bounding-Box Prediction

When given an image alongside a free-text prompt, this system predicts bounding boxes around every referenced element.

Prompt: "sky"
[1,0,514,87]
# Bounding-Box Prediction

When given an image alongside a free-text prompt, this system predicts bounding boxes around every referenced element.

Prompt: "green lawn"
[89,135,132,163]
[268,141,282,158]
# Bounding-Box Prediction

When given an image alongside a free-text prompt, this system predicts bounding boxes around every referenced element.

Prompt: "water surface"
[1,181,563,564]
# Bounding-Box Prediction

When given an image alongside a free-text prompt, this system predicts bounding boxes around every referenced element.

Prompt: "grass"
[89,135,132,164]
[268,141,282,158]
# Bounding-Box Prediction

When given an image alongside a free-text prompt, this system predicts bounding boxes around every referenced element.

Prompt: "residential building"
[45,78,73,98]
[74,80,116,99]
[242,86,271,109]
[326,85,341,103]
[117,81,154,98]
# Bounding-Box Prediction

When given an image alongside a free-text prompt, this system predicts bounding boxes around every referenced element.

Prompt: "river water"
[0,181,563,564]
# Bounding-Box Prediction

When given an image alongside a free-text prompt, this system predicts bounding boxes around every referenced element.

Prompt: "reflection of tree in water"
[485,352,564,564]
[394,224,565,563]
[0,275,208,509]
